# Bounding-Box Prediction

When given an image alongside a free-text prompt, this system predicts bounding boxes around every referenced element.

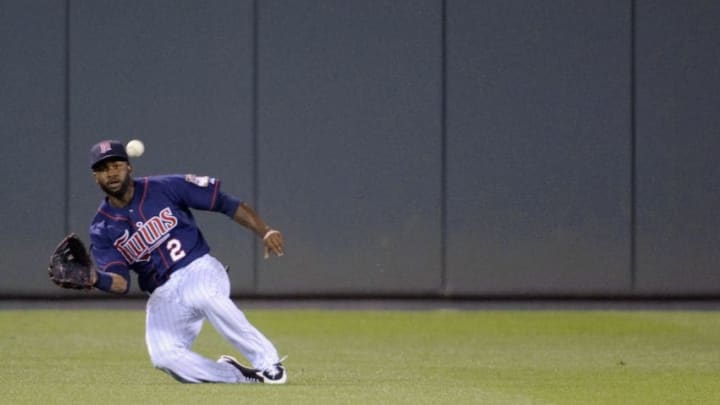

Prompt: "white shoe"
[261,356,288,384]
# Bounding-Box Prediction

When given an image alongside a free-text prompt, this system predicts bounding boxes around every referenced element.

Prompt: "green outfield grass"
[1,307,719,404]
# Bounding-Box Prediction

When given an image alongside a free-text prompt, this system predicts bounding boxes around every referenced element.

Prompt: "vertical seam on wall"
[630,0,637,292]
[251,0,260,292]
[440,0,448,295]
[64,0,71,235]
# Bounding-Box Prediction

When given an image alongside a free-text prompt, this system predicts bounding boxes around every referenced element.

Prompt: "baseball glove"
[48,233,95,290]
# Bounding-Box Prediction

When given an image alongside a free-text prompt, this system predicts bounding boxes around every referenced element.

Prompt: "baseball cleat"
[261,356,288,384]
[217,355,264,383]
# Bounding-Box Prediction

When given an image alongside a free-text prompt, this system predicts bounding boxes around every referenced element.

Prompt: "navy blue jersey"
[90,174,241,293]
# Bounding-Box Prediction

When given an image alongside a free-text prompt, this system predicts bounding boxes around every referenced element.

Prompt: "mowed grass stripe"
[1,309,718,404]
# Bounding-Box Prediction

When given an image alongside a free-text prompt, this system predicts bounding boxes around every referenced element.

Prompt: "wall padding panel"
[256,0,443,294]
[445,1,632,295]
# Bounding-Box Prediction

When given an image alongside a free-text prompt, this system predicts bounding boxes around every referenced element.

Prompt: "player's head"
[90,140,133,199]
[90,140,129,170]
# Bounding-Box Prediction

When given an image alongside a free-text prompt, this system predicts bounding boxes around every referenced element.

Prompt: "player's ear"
[127,163,133,174]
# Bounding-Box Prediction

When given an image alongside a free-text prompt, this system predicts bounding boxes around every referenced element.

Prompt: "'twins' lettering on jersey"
[114,207,179,264]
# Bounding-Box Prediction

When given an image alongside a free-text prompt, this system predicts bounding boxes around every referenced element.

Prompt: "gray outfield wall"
[1,0,719,298]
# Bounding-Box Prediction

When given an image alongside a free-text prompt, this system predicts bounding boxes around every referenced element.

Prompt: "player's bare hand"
[262,229,284,259]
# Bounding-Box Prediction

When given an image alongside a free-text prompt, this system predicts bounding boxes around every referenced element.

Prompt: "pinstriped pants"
[145,254,280,383]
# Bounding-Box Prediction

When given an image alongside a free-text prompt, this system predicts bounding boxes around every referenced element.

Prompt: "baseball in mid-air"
[126,139,145,157]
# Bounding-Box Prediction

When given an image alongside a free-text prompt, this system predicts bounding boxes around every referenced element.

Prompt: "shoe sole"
[262,375,287,384]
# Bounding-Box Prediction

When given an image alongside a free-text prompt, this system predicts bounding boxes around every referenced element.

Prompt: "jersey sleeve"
[162,174,241,217]
[89,223,131,291]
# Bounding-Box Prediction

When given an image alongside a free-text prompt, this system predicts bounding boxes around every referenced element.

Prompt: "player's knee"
[157,366,196,383]
[150,350,175,370]
[150,351,194,383]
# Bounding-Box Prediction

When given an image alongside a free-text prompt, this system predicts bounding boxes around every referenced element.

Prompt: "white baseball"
[126,139,145,157]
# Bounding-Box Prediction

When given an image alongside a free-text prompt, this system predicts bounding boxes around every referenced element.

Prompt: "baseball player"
[86,140,286,384]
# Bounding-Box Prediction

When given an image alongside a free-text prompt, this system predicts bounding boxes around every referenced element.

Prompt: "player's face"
[93,160,132,199]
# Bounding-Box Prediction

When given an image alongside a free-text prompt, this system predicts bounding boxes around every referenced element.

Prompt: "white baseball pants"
[145,254,280,383]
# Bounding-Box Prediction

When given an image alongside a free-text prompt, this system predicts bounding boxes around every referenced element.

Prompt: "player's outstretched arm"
[232,202,284,259]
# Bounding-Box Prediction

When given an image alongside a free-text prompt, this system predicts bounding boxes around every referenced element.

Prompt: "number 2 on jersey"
[166,238,187,262]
